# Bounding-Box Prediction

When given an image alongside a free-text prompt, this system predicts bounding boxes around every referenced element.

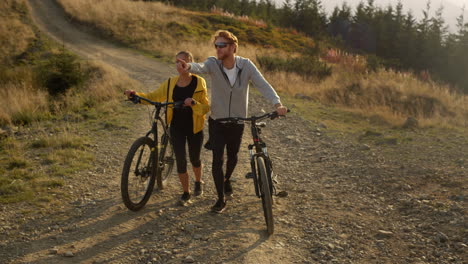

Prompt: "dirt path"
[27,0,174,87]
[0,0,466,263]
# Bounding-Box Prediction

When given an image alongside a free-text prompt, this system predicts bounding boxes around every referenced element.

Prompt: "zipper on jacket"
[218,62,233,117]
[228,91,233,117]
[218,58,242,118]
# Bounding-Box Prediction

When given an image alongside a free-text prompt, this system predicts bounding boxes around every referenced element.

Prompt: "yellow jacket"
[136,74,210,134]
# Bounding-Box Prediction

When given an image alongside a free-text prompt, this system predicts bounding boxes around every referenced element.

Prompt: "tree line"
[151,0,468,93]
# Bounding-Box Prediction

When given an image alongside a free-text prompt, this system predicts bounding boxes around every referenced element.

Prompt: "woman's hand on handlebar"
[183,98,196,107]
[124,90,136,99]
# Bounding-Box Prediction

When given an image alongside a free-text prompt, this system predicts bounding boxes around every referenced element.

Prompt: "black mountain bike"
[216,110,288,235]
[121,95,176,211]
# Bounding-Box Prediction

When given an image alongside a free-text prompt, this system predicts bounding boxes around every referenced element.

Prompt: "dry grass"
[0,60,135,126]
[0,0,35,62]
[56,0,305,60]
[0,126,93,203]
[56,0,193,54]
[0,0,45,126]
[0,82,49,126]
[210,6,268,28]
[57,0,185,25]
[267,69,467,127]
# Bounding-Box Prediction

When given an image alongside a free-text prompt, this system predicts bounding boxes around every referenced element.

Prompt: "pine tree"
[328,2,352,43]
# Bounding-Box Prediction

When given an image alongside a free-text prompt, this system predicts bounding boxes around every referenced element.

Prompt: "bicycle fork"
[249,144,270,198]
[249,145,276,198]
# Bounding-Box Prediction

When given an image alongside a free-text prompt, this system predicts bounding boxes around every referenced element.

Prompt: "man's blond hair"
[213,30,238,52]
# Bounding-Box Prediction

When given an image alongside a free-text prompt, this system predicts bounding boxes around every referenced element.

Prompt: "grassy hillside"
[56,0,314,59]
[0,0,137,204]
[56,0,467,128]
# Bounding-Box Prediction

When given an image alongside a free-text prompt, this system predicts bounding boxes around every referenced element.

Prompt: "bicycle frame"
[136,97,171,140]
[130,95,175,184]
[216,111,280,198]
[215,110,287,235]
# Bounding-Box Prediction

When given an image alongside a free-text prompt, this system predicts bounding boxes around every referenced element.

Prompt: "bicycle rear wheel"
[156,130,174,189]
[257,156,274,235]
[121,137,157,211]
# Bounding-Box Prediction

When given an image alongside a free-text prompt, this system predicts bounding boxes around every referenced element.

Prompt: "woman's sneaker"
[211,199,226,213]
[178,192,191,206]
[194,181,203,196]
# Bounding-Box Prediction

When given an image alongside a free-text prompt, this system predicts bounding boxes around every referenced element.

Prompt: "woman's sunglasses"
[214,42,232,49]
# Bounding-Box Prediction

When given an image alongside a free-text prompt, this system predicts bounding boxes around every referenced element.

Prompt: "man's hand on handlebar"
[275,104,288,116]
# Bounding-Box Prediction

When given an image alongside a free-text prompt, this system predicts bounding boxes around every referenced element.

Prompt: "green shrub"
[366,54,381,72]
[166,21,191,38]
[35,49,86,95]
[7,158,28,170]
[31,138,48,148]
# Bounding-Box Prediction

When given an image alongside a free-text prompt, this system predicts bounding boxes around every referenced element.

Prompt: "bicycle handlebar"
[215,109,290,123]
[129,94,193,108]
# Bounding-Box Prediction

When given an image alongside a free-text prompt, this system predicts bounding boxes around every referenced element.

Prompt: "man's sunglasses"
[214,42,232,49]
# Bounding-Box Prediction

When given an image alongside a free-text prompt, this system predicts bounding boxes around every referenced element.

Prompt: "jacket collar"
[215,56,245,70]
[170,74,203,91]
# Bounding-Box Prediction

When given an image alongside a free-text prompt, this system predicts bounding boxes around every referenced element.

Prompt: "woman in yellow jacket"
[125,51,210,205]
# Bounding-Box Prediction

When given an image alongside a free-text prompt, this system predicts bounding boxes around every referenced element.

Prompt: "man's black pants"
[208,117,244,201]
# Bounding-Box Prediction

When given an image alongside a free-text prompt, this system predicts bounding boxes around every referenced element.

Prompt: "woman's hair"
[176,51,193,62]
[213,30,238,52]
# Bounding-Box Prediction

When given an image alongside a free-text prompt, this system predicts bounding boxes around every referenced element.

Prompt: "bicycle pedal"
[245,172,253,179]
[276,191,288,197]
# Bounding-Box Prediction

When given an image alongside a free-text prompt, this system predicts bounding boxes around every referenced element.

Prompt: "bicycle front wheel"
[156,131,175,189]
[121,137,157,211]
[257,156,274,235]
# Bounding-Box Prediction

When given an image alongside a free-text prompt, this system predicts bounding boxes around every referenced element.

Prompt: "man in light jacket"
[178,30,288,213]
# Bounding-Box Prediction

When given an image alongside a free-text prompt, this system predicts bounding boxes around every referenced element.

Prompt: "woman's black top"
[171,77,197,132]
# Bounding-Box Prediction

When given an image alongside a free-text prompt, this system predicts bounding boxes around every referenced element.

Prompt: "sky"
[272,0,468,32]
[446,0,468,7]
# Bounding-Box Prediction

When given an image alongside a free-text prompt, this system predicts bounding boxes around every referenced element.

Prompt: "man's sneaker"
[178,192,191,206]
[194,181,203,196]
[211,199,226,213]
[224,179,233,196]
